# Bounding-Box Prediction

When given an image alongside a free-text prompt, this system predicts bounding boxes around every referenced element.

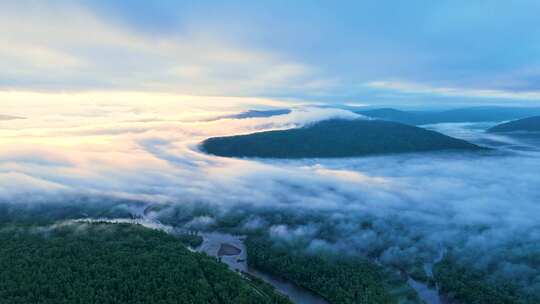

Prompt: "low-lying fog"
[1,99,539,294]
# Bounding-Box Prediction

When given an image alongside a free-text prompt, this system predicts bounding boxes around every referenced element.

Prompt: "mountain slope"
[201,119,485,158]
[488,116,540,133]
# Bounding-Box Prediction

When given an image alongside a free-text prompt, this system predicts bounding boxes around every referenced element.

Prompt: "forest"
[244,234,422,304]
[201,119,483,158]
[3,202,540,304]
[0,222,291,304]
[433,256,539,304]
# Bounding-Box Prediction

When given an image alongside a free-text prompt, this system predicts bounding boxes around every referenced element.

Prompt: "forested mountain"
[201,119,484,158]
[357,107,540,125]
[487,116,540,133]
[0,223,291,304]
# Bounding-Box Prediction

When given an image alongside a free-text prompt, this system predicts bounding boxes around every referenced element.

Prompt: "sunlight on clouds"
[0,90,291,116]
[0,91,298,167]
[0,97,370,203]
[0,2,330,95]
[1,93,540,290]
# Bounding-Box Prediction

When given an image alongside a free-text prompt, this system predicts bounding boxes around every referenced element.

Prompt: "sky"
[2,2,540,295]
[2,0,540,106]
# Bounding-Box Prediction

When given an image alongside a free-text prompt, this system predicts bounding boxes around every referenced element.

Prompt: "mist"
[1,100,540,295]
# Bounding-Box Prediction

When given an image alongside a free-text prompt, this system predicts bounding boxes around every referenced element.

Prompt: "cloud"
[1,99,540,295]
[0,2,331,96]
[0,115,25,121]
[3,1,540,105]
[184,216,216,230]
[367,81,540,101]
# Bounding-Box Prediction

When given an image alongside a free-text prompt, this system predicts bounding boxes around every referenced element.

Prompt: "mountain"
[357,108,425,125]
[222,109,291,119]
[201,119,485,158]
[488,116,540,133]
[357,107,540,125]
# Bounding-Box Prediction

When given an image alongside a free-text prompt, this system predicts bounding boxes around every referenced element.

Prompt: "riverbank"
[197,232,329,304]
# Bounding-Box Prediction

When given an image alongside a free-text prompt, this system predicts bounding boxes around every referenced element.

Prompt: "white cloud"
[0,1,332,95]
[2,100,540,292]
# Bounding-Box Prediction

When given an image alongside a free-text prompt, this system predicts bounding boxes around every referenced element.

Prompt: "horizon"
[2,2,540,304]
[2,1,540,107]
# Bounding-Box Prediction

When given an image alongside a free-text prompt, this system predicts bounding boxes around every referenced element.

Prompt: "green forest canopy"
[202,119,484,159]
[0,222,291,304]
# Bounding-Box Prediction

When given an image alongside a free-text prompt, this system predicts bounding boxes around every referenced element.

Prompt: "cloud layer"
[1,99,540,295]
[3,1,540,104]
[0,2,330,96]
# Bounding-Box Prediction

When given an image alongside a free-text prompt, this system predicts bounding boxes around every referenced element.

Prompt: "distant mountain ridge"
[220,109,291,120]
[488,116,540,133]
[357,107,540,125]
[201,119,485,159]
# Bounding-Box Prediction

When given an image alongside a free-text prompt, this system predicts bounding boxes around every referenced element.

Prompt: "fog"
[1,99,539,294]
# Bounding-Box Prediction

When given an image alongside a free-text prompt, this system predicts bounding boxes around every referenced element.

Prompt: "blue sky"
[2,0,540,106]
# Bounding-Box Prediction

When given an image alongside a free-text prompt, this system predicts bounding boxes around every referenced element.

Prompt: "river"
[73,217,327,303]
[406,248,448,304]
[74,217,446,304]
[197,232,329,304]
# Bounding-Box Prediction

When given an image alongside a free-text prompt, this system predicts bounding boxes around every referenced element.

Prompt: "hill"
[488,116,540,133]
[201,119,484,158]
[357,107,540,125]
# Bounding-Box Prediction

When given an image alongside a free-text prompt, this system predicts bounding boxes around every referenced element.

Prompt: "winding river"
[197,232,329,304]
[406,248,448,304]
[74,217,447,304]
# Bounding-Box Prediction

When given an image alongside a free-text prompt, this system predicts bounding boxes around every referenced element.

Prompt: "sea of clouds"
[1,101,539,293]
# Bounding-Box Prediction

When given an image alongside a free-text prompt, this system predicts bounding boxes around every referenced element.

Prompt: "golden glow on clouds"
[0,2,329,95]
[0,91,287,169]
[1,90,290,111]
[0,90,347,168]
[0,92,369,202]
